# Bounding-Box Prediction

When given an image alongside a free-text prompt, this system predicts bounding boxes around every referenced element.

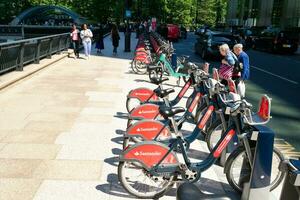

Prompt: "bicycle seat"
[176,183,231,200]
[159,106,185,118]
[151,77,169,85]
[154,88,175,98]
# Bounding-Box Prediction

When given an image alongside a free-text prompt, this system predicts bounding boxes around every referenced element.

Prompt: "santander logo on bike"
[136,127,158,132]
[138,110,156,114]
[134,92,151,96]
[134,151,162,156]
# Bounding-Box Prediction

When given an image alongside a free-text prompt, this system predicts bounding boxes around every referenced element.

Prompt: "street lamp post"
[124,0,131,52]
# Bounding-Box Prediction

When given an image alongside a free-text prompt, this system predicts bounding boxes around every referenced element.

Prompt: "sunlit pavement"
[0,33,282,199]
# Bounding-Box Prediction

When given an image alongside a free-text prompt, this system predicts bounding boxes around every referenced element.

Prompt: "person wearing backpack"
[233,43,250,97]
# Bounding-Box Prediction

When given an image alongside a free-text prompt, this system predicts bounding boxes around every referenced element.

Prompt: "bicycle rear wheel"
[132,60,147,74]
[118,161,176,199]
[225,146,285,193]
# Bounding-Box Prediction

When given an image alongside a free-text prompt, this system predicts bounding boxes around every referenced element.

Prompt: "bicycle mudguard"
[129,103,161,120]
[125,120,171,141]
[128,88,158,102]
[134,55,150,64]
[120,141,179,170]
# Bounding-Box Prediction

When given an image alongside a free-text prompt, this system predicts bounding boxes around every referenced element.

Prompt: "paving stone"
[23,121,74,132]
[32,160,102,180]
[1,130,60,144]
[33,180,109,200]
[0,144,61,159]
[26,113,78,123]
[55,143,110,161]
[0,159,42,178]
[0,178,42,200]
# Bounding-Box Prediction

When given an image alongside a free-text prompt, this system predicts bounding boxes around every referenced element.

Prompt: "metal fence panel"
[0,33,70,74]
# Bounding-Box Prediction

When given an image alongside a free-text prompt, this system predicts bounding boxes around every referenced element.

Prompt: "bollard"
[124,30,131,52]
[241,125,274,200]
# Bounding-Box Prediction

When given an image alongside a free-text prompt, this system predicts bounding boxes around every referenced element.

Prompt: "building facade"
[226,0,300,28]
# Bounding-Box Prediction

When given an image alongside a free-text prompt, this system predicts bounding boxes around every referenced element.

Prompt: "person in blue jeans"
[80,24,93,59]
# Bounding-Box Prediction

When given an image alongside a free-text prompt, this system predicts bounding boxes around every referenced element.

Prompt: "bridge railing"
[0,33,70,74]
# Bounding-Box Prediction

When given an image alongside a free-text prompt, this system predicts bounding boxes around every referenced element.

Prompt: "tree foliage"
[0,0,227,26]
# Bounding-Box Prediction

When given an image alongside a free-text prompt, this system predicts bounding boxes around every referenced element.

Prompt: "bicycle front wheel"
[132,60,147,74]
[225,146,285,193]
[118,161,176,199]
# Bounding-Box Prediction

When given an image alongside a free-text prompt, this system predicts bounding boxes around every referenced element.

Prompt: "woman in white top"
[80,24,93,58]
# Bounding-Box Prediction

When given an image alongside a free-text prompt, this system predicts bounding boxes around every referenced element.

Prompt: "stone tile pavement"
[0,34,282,200]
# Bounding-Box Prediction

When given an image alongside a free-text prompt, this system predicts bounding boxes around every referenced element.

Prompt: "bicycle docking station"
[176,125,275,200]
[241,125,274,200]
[279,159,300,200]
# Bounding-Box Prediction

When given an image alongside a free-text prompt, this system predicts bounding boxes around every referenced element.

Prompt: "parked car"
[167,24,180,41]
[253,29,299,53]
[195,25,210,36]
[194,31,239,59]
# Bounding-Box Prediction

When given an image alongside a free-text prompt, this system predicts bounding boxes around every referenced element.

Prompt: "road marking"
[275,139,300,158]
[251,65,299,85]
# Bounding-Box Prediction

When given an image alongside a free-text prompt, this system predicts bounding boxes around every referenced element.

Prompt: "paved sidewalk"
[0,33,281,200]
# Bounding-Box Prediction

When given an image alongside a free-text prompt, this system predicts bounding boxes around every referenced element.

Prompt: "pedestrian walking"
[111,24,120,56]
[70,24,80,59]
[95,24,105,54]
[80,24,93,59]
[233,43,250,97]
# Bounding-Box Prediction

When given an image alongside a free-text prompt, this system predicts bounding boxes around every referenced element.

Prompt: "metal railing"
[0,33,70,74]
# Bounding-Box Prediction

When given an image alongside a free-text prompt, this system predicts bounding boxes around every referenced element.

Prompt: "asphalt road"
[174,33,300,153]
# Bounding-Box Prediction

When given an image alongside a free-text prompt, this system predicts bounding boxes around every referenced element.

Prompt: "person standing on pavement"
[95,24,105,54]
[233,43,250,97]
[111,24,120,56]
[70,24,80,59]
[80,24,93,59]
[218,43,237,82]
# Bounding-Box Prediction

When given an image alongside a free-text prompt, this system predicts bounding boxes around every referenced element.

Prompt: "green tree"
[0,0,228,27]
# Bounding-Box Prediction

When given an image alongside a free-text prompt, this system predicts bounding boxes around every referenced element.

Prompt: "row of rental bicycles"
[117,32,285,199]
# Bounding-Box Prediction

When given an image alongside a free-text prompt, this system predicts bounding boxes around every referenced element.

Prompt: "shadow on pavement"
[96,173,137,199]
[104,156,119,167]
[96,173,238,199]
[115,129,125,135]
[111,136,123,145]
